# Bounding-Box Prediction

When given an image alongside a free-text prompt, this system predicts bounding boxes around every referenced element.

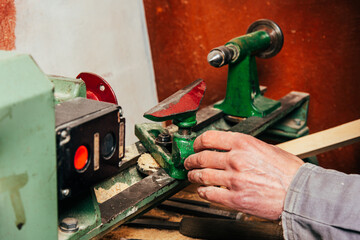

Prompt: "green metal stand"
[215,54,280,117]
[208,20,284,117]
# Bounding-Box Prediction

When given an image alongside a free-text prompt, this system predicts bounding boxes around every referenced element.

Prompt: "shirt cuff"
[281,163,317,240]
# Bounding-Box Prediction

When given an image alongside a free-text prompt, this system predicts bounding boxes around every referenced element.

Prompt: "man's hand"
[184,130,304,220]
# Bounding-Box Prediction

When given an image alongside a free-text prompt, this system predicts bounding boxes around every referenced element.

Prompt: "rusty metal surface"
[143,0,360,173]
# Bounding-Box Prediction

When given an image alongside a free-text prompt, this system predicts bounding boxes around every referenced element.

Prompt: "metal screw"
[59,217,79,232]
[61,130,68,138]
[61,189,70,197]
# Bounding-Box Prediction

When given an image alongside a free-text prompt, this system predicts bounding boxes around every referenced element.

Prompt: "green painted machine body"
[142,79,206,180]
[170,114,197,179]
[135,122,195,180]
[0,52,58,239]
[49,75,87,104]
[214,31,281,117]
[171,131,196,179]
[135,123,178,177]
[0,51,190,239]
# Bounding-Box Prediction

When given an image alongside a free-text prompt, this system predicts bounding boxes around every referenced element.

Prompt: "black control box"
[55,98,125,200]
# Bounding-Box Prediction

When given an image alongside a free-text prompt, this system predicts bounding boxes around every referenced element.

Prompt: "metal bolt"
[155,132,172,148]
[157,132,171,142]
[59,129,71,146]
[61,189,70,197]
[294,118,302,126]
[61,130,68,138]
[59,217,79,232]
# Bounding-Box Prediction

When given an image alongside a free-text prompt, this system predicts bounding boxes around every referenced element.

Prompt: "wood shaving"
[94,182,130,203]
[138,153,161,171]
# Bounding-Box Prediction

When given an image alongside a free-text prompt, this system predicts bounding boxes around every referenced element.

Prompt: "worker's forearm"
[282,163,360,240]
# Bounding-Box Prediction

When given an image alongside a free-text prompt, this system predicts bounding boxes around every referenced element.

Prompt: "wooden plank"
[277,119,360,159]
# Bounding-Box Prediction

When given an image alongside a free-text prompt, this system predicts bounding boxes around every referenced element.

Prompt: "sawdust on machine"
[137,153,161,174]
[94,182,130,203]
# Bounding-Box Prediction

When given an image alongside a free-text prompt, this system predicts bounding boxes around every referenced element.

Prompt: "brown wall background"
[0,0,15,50]
[143,0,360,173]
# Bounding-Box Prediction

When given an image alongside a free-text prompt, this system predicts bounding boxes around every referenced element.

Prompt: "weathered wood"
[277,119,360,159]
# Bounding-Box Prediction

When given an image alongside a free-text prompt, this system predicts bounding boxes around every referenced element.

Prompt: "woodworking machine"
[136,19,316,180]
[0,19,315,239]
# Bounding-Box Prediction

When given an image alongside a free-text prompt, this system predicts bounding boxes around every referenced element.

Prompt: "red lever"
[144,79,206,121]
[76,72,118,104]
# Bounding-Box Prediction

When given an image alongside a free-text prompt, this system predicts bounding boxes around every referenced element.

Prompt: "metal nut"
[59,217,79,232]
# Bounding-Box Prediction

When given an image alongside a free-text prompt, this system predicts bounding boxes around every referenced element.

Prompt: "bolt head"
[157,133,171,142]
[61,130,68,138]
[59,217,79,232]
[155,132,172,147]
[61,189,70,197]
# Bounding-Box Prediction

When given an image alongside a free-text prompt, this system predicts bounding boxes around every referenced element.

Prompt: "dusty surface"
[100,184,273,239]
[100,185,208,240]
[94,182,130,203]
[137,153,161,174]
[101,225,200,240]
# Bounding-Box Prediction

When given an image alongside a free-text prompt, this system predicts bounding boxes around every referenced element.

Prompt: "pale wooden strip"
[276,119,360,159]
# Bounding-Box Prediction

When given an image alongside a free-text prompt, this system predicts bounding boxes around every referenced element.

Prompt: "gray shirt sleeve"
[282,163,360,240]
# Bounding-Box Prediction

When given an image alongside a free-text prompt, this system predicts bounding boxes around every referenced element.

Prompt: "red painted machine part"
[148,80,206,119]
[76,72,118,104]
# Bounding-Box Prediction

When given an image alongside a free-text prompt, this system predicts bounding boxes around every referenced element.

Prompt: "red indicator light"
[74,145,89,171]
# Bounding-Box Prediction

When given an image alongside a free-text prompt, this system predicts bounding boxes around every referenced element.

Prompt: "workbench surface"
[100,184,280,240]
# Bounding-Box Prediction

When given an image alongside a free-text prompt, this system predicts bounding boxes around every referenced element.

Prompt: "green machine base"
[0,52,190,239]
[135,90,316,180]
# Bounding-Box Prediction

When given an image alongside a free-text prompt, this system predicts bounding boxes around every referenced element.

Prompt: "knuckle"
[184,155,195,169]
[200,187,212,200]
[233,133,254,148]
[227,151,241,169]
[198,171,207,184]
[187,171,197,183]
[229,174,242,189]
[196,153,207,168]
[199,132,212,147]
[188,170,207,184]
[202,188,212,199]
